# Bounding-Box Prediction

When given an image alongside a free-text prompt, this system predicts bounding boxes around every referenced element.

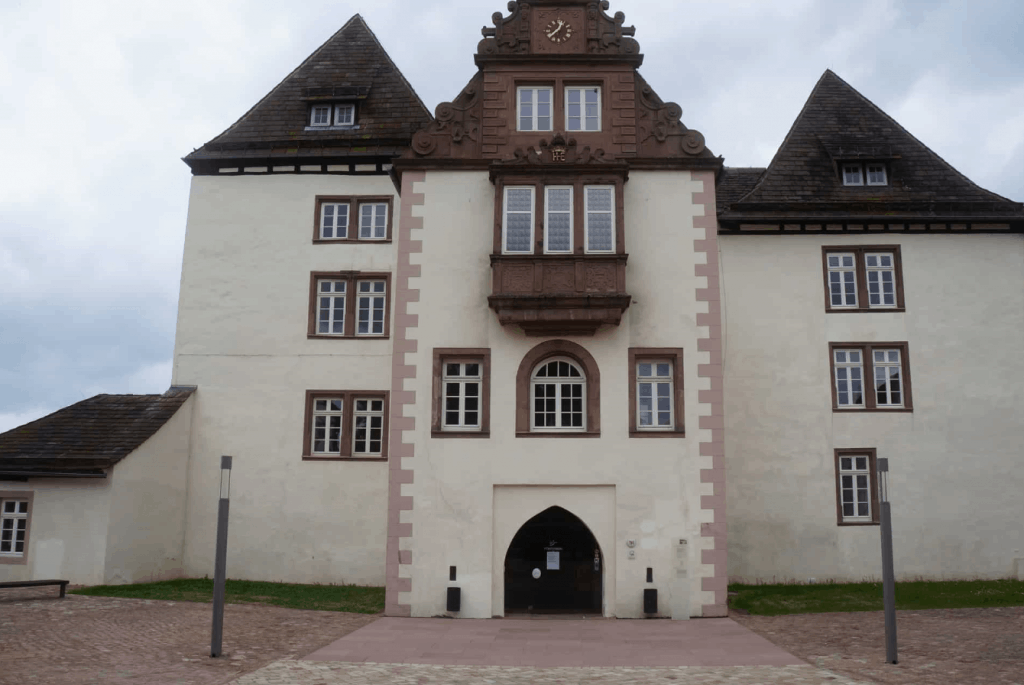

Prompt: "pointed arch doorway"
[503,506,603,615]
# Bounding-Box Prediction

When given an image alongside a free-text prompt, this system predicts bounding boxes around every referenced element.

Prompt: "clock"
[545,18,573,44]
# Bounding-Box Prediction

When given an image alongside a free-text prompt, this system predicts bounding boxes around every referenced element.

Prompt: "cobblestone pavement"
[0,587,377,685]
[734,606,1024,685]
[229,660,872,684]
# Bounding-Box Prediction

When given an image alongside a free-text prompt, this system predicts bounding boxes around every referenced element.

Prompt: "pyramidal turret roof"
[720,70,1024,224]
[184,15,432,171]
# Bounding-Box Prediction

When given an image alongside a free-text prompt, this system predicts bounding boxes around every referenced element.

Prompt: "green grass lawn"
[71,578,385,614]
[729,579,1024,616]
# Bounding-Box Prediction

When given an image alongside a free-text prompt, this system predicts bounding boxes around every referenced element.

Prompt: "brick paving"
[734,606,1024,685]
[0,587,377,685]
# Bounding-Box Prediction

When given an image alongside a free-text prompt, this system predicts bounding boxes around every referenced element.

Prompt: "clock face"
[545,18,573,44]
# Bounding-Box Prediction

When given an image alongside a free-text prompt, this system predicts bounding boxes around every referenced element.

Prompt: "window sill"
[431,430,491,439]
[516,430,601,439]
[629,429,686,438]
[826,307,906,314]
[833,407,913,413]
[301,455,388,462]
[0,555,29,565]
[307,334,390,340]
[837,520,880,527]
[305,125,361,132]
[313,238,393,245]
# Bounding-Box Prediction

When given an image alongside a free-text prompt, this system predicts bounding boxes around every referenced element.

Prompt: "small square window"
[310,105,332,127]
[359,203,388,240]
[335,104,355,126]
[842,164,864,186]
[866,164,887,186]
[319,202,350,240]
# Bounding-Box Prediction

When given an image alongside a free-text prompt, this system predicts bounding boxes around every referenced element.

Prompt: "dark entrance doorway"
[504,506,602,615]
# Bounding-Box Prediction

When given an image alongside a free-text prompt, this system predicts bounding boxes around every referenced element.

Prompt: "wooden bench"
[0,579,70,598]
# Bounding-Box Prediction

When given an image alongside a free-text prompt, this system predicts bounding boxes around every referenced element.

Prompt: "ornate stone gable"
[399,0,716,169]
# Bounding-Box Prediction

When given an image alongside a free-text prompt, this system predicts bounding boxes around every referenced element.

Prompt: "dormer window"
[842,163,887,187]
[310,103,356,128]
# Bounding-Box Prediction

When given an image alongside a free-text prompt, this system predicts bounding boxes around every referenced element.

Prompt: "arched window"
[515,340,600,437]
[531,358,586,430]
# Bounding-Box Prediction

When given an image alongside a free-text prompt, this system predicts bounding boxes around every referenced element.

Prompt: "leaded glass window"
[504,186,535,254]
[584,186,614,253]
[544,186,573,253]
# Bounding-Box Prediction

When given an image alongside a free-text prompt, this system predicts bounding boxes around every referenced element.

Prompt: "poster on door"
[546,550,560,570]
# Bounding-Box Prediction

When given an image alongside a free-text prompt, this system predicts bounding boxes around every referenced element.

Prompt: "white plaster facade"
[172,174,399,585]
[394,171,716,617]
[721,233,1024,582]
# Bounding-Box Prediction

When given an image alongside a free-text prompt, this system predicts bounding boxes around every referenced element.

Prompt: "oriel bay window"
[432,348,491,437]
[308,272,390,339]
[829,342,913,412]
[498,180,625,256]
[303,390,389,460]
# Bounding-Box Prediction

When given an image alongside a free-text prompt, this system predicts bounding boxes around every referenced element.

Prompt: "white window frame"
[826,252,858,308]
[636,361,674,430]
[842,163,864,186]
[517,87,553,132]
[442,362,483,431]
[530,357,587,432]
[543,186,574,254]
[316,279,347,336]
[334,103,355,126]
[358,202,388,240]
[834,349,865,409]
[311,397,344,456]
[565,86,601,132]
[319,202,350,240]
[356,280,387,336]
[0,499,29,558]
[866,164,887,186]
[310,105,332,127]
[352,398,385,456]
[872,349,904,407]
[503,186,535,254]
[584,185,615,254]
[838,454,873,522]
[864,252,897,308]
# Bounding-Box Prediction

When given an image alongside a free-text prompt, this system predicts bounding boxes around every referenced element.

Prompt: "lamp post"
[211,455,232,658]
[878,457,898,664]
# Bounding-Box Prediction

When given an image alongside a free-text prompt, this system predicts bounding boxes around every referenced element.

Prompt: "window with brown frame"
[302,390,389,460]
[313,196,393,243]
[829,342,913,412]
[514,339,601,438]
[493,178,626,256]
[822,246,904,312]
[307,272,391,339]
[834,448,880,526]
[628,348,685,437]
[432,348,491,438]
[0,491,33,565]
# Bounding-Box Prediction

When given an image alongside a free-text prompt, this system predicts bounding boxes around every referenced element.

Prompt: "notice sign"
[546,550,560,570]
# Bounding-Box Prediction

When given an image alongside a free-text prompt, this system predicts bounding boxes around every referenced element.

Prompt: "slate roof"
[0,388,194,478]
[184,15,433,171]
[719,70,1024,225]
[716,167,765,213]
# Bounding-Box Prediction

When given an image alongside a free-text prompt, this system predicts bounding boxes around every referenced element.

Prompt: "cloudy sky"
[1,0,1022,432]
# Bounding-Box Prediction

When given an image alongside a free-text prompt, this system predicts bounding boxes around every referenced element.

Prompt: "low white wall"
[0,480,111,585]
[104,394,194,584]
[721,233,1024,582]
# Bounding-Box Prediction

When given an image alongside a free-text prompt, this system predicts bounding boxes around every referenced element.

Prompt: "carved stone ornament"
[502,133,610,166]
[411,84,482,157]
[478,1,640,56]
[637,83,707,157]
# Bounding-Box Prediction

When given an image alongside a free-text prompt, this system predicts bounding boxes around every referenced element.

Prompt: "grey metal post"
[211,455,232,658]
[878,458,897,664]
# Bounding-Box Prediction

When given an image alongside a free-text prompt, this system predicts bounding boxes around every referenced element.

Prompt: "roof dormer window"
[842,162,888,187]
[309,103,357,128]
